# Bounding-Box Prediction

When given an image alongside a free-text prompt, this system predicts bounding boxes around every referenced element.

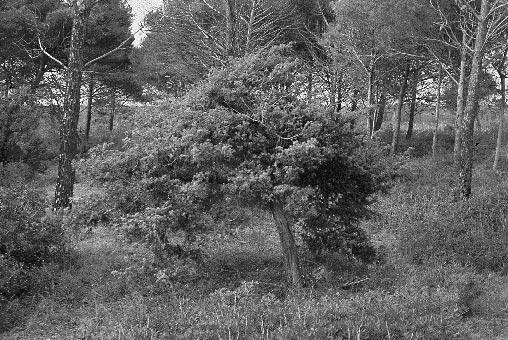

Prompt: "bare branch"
[38,38,67,69]
[83,28,141,68]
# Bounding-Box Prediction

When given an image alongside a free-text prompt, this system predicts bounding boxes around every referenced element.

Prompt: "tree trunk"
[269,201,301,288]
[454,34,468,168]
[224,0,238,57]
[367,62,376,136]
[351,89,359,112]
[85,75,94,143]
[493,48,507,170]
[374,85,386,132]
[433,66,443,159]
[493,72,506,170]
[109,90,116,131]
[406,68,418,140]
[459,0,490,199]
[391,62,411,155]
[54,3,85,210]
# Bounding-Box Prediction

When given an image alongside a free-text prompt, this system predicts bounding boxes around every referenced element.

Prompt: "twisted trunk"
[269,201,301,288]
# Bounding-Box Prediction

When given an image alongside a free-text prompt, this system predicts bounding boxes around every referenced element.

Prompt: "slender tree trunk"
[85,75,94,143]
[367,62,376,136]
[109,90,116,131]
[351,89,359,112]
[493,73,506,170]
[433,66,443,159]
[406,68,418,140]
[269,201,301,288]
[454,34,468,167]
[224,0,238,57]
[493,48,507,170]
[374,85,386,132]
[54,3,85,210]
[391,62,411,155]
[459,0,490,199]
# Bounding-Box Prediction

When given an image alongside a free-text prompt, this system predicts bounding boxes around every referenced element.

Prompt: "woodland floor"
[2,153,508,339]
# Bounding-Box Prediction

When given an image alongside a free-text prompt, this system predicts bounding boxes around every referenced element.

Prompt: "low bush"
[399,184,508,272]
[0,168,70,332]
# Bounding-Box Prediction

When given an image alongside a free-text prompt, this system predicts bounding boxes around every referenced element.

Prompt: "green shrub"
[0,184,66,267]
[0,93,52,171]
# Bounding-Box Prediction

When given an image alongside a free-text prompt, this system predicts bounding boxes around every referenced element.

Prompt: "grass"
[3,110,508,339]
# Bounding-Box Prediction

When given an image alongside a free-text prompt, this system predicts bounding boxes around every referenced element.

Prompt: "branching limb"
[38,38,67,69]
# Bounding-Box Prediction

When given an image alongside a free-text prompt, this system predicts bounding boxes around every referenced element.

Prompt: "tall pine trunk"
[391,62,410,155]
[270,201,301,288]
[459,0,490,199]
[432,66,443,159]
[54,4,85,210]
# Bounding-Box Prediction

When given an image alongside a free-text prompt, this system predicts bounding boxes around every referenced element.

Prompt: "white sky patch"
[127,0,164,46]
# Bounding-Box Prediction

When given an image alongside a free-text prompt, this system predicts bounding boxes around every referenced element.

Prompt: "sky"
[127,0,164,45]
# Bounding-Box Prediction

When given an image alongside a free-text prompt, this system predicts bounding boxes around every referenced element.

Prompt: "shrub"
[0,92,51,171]
[392,165,508,272]
[0,185,66,267]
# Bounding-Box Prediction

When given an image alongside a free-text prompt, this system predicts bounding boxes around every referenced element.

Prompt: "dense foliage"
[82,46,392,266]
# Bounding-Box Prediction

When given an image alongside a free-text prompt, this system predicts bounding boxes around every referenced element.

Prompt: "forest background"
[1,0,508,338]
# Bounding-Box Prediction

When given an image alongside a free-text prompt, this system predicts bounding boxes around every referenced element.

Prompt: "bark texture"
[454,34,468,167]
[54,3,86,210]
[270,201,301,288]
[459,0,490,199]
